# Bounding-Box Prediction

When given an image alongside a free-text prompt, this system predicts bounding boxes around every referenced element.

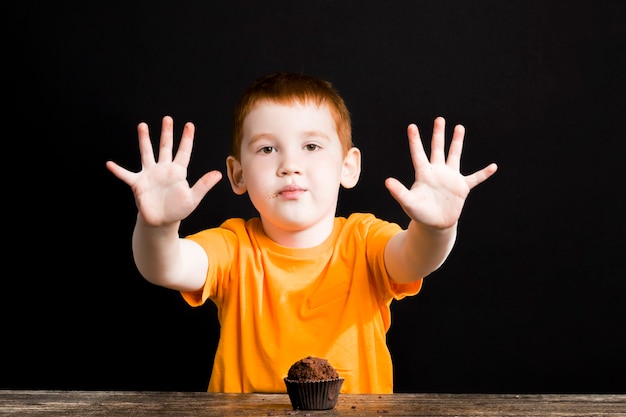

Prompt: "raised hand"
[384,117,497,229]
[106,116,223,226]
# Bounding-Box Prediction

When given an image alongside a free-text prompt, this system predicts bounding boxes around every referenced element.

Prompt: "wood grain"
[1,390,625,416]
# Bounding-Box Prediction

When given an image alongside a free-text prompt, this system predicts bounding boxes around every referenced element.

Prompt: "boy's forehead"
[243,100,336,131]
[246,99,331,116]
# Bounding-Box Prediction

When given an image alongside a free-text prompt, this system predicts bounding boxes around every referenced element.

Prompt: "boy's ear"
[226,155,247,195]
[340,147,361,189]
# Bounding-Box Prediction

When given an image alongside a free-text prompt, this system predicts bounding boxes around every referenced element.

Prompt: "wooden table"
[1,390,625,416]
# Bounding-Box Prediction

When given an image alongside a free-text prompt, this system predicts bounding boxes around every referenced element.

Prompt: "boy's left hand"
[385,116,498,229]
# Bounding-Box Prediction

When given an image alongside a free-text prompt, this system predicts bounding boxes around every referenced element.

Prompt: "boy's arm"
[106,116,222,291]
[131,215,209,292]
[384,219,457,283]
[383,117,497,283]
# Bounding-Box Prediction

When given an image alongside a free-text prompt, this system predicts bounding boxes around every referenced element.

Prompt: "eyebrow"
[248,130,331,144]
[301,130,331,140]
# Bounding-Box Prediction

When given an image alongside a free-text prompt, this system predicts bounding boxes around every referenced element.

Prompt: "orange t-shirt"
[182,212,422,393]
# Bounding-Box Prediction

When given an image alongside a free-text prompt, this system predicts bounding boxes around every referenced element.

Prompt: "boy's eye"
[305,144,320,151]
[260,146,275,154]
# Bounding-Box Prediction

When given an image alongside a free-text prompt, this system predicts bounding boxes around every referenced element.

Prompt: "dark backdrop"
[5,1,625,393]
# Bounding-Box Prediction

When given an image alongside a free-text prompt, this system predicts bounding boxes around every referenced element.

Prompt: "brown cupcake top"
[287,356,339,381]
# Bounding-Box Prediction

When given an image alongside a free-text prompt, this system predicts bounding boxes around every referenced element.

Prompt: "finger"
[465,163,498,189]
[137,121,156,168]
[407,123,428,173]
[430,116,447,165]
[191,170,223,203]
[446,124,465,170]
[384,177,411,204]
[105,160,137,186]
[173,121,195,167]
[157,115,175,163]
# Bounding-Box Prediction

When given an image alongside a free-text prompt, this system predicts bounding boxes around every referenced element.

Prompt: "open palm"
[385,117,497,229]
[105,116,222,226]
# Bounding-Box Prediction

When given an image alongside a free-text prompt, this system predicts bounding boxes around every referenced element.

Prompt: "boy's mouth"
[276,184,306,200]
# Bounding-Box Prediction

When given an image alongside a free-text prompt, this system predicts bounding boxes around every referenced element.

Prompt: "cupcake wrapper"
[284,378,344,410]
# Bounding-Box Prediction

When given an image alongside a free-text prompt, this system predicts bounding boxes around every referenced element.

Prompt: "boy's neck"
[260,216,336,248]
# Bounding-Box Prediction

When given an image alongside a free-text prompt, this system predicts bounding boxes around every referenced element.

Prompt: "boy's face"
[227,101,360,240]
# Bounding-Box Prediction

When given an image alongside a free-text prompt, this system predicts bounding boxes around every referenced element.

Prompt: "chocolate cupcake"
[284,356,344,410]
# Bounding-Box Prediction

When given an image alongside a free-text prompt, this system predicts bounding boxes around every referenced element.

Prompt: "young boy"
[106,72,497,394]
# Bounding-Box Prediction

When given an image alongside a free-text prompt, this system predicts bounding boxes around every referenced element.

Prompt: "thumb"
[191,170,223,203]
[384,177,410,203]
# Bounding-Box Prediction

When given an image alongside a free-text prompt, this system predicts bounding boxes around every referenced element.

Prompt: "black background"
[5,1,625,393]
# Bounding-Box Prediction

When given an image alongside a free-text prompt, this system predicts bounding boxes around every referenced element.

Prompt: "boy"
[106,72,497,393]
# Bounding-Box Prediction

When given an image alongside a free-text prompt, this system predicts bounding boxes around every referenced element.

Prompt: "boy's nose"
[278,152,302,176]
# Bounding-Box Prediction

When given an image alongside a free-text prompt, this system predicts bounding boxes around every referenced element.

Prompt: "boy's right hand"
[106,115,223,226]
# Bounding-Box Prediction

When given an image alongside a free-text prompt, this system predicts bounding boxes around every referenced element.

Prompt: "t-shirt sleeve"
[358,213,423,300]
[388,277,422,300]
[179,224,239,307]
